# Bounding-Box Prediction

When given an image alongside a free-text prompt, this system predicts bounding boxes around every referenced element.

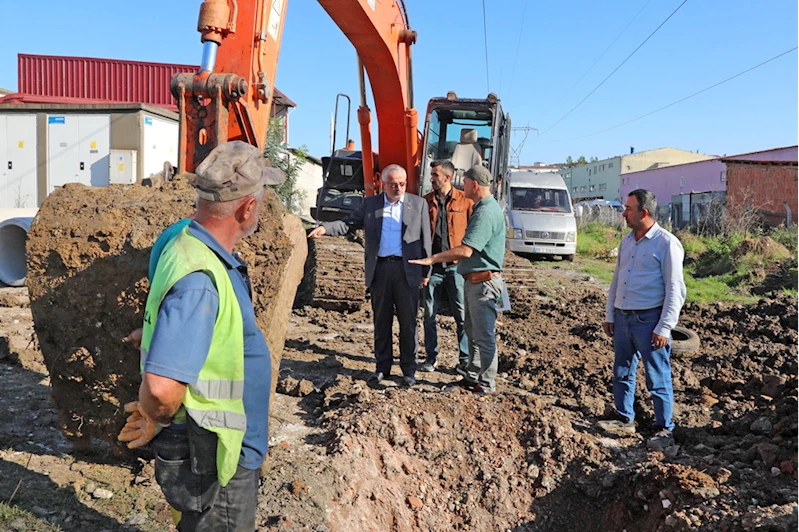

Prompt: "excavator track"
[297,235,538,312]
[501,250,538,291]
[303,234,367,312]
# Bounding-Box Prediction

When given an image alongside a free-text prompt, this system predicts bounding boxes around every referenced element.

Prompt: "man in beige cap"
[411,164,506,393]
[119,140,283,531]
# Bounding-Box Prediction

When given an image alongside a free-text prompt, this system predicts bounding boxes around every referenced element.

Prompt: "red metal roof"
[19,54,196,109]
[17,54,295,112]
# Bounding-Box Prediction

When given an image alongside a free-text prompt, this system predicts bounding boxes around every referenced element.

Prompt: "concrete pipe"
[0,217,34,286]
[0,208,38,225]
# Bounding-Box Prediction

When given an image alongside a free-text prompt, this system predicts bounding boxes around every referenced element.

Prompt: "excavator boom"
[173,0,419,194]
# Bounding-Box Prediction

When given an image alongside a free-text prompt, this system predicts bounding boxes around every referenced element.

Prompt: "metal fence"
[671,191,727,230]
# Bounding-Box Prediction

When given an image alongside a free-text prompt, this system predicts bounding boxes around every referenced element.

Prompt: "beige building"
[562,147,714,202]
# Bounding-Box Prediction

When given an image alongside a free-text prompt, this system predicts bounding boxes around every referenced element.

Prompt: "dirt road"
[0,253,796,531]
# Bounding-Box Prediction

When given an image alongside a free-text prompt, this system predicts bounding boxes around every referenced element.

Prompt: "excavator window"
[421,107,494,193]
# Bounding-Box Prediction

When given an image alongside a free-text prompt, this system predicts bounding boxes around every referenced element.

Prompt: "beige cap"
[194,141,285,202]
[464,164,492,187]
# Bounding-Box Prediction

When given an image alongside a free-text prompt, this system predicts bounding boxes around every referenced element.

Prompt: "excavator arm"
[172,0,420,194]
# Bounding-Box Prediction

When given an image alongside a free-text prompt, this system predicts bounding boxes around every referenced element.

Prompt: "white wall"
[292,154,322,217]
[142,114,178,178]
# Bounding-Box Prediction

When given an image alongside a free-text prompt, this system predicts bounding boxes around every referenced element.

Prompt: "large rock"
[26,178,307,452]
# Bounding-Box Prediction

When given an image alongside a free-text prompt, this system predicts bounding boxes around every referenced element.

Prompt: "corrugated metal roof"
[19,54,196,109]
[17,54,295,112]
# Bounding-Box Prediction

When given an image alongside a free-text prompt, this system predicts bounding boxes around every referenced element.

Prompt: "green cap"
[194,141,285,202]
[464,164,492,187]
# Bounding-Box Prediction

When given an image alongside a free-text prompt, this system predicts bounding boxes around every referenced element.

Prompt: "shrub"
[676,231,707,259]
[264,117,308,214]
[576,222,622,259]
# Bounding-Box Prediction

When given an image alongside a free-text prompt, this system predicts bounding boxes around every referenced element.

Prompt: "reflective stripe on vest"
[184,407,247,432]
[190,379,245,401]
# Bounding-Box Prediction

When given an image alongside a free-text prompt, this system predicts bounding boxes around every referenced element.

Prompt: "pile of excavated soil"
[732,236,791,261]
[265,274,797,531]
[26,178,303,452]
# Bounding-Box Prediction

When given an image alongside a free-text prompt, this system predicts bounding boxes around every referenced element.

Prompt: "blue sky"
[3,1,796,164]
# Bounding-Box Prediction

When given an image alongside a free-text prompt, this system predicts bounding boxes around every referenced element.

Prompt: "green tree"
[565,155,574,167]
[589,156,599,163]
[576,155,587,165]
[263,118,308,214]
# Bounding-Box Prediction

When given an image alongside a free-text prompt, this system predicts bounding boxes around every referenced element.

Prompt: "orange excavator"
[170,0,511,204]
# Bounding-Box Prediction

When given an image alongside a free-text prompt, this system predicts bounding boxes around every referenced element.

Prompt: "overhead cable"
[482,0,490,93]
[554,0,653,106]
[552,47,798,142]
[506,0,528,97]
[539,0,689,137]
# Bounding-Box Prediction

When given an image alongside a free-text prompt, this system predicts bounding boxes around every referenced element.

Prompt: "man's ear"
[239,196,258,220]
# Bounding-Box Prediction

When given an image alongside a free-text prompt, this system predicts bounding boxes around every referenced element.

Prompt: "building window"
[573,186,578,193]
[589,184,596,192]
[609,162,614,168]
[580,186,587,192]
[720,170,727,182]
[588,169,592,176]
[599,183,607,191]
[636,182,640,188]
[680,177,684,187]
[594,166,598,173]
[601,164,606,171]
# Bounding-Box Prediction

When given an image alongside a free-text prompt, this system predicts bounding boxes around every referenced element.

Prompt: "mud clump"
[318,384,607,531]
[26,178,305,451]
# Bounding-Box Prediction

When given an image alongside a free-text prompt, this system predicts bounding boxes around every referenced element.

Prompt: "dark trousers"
[153,426,259,532]
[371,259,419,377]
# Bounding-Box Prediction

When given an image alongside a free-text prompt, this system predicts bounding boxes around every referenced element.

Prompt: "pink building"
[620,146,798,203]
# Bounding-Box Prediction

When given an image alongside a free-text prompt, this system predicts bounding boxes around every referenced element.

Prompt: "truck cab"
[503,169,577,261]
[419,92,511,196]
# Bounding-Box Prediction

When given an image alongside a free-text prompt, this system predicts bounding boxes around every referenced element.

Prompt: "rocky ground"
[0,249,796,531]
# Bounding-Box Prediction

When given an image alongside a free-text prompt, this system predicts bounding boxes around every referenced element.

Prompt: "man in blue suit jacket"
[309,164,432,387]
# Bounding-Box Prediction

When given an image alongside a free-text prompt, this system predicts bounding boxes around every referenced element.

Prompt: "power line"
[482,0,490,93]
[554,0,653,107]
[539,0,690,137]
[506,0,528,97]
[552,47,798,142]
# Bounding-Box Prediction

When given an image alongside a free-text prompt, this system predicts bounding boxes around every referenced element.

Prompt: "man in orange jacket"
[420,160,473,373]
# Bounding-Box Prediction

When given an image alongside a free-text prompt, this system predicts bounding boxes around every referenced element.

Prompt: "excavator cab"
[313,148,378,222]
[419,92,511,196]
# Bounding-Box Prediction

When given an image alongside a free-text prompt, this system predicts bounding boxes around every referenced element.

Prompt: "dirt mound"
[733,236,791,261]
[753,258,798,295]
[26,178,305,451]
[316,379,608,531]
[296,288,798,531]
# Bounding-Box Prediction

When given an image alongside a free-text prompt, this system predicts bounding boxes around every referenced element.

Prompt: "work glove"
[117,401,169,449]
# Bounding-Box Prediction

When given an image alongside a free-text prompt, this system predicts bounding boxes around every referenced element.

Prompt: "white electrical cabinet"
[47,114,110,193]
[143,115,178,178]
[109,149,138,184]
[0,114,38,208]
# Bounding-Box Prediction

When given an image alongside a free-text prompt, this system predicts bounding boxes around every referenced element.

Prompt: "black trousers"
[153,425,259,532]
[371,260,419,377]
